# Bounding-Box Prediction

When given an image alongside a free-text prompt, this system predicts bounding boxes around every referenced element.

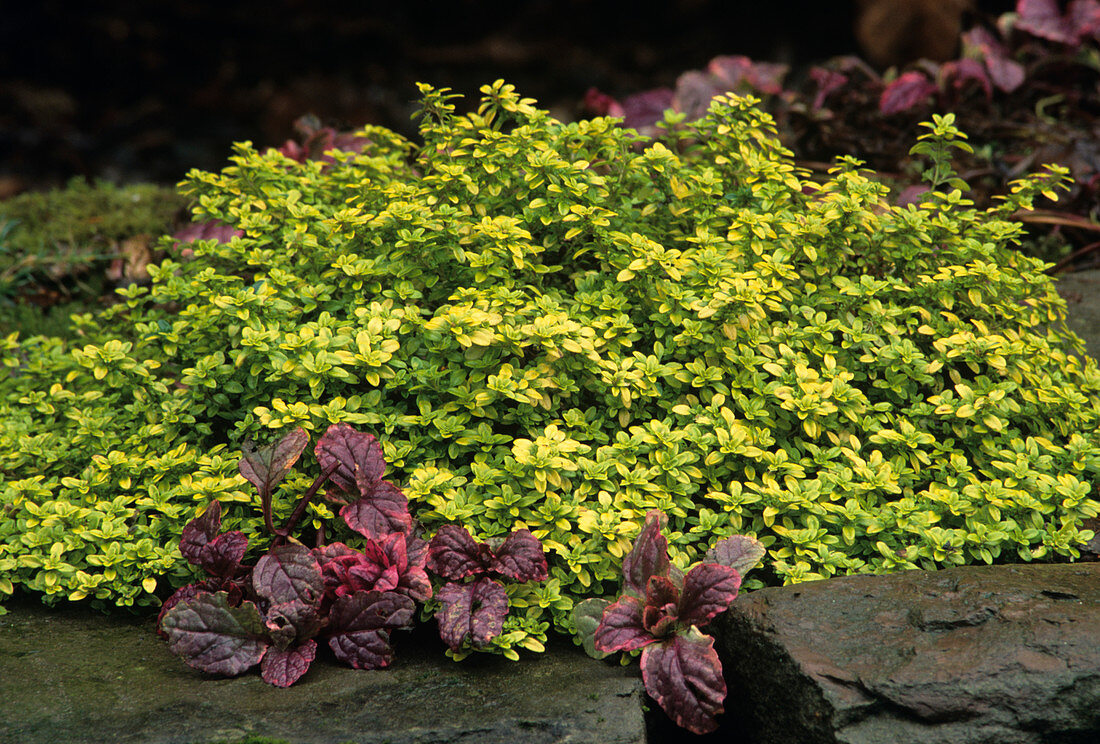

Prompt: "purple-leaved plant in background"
[573,510,765,735]
[158,423,547,686]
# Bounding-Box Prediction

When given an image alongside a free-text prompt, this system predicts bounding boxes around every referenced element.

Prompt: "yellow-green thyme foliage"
[2,84,1098,652]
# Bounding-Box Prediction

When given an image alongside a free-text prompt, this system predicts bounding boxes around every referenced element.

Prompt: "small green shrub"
[1,84,1098,654]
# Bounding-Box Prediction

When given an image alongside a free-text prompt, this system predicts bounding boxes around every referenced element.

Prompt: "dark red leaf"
[260,640,317,687]
[641,628,727,735]
[197,531,249,577]
[582,88,626,118]
[962,27,1026,93]
[340,480,413,540]
[239,427,309,497]
[252,540,324,607]
[488,529,547,582]
[677,563,741,628]
[622,510,671,598]
[178,501,222,565]
[331,627,394,670]
[642,575,681,637]
[593,595,653,654]
[943,58,993,99]
[435,577,509,651]
[879,72,938,115]
[264,600,323,649]
[1016,0,1077,43]
[1068,0,1100,40]
[985,54,1026,93]
[673,70,720,121]
[619,88,675,132]
[405,531,430,568]
[709,55,787,95]
[809,66,848,110]
[172,220,244,247]
[380,532,432,602]
[427,524,490,580]
[315,423,385,498]
[317,536,431,603]
[705,534,766,577]
[327,590,415,669]
[160,591,269,677]
[157,583,208,639]
[178,502,248,578]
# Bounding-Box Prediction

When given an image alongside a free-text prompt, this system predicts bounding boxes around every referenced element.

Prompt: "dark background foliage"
[0,0,1013,190]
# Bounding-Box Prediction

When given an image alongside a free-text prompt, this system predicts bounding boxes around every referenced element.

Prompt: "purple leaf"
[340,480,413,540]
[405,531,430,568]
[943,58,992,99]
[178,502,248,578]
[317,536,432,604]
[809,66,848,110]
[172,220,243,247]
[252,540,324,607]
[677,563,742,628]
[197,532,249,578]
[315,423,385,498]
[178,501,221,563]
[593,595,653,654]
[427,524,491,580]
[157,580,245,639]
[488,529,548,582]
[709,55,787,95]
[879,72,938,115]
[673,70,720,121]
[705,534,766,577]
[1068,0,1100,40]
[157,583,207,638]
[381,532,433,602]
[239,427,309,497]
[619,88,675,132]
[435,577,509,651]
[642,575,681,638]
[962,27,1026,93]
[160,592,269,677]
[641,628,727,735]
[573,598,612,660]
[1014,0,1099,44]
[582,87,626,118]
[621,511,671,598]
[260,640,317,687]
[327,590,415,669]
[264,600,323,649]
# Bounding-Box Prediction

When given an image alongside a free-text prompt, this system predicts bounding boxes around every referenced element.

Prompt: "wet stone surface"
[0,597,646,744]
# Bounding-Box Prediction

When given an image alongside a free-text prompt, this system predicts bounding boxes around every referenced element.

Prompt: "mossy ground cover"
[1,84,1097,657]
[0,178,186,339]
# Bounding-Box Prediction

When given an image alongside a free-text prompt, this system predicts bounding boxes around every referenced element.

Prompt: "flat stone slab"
[713,563,1100,744]
[1055,269,1100,361]
[0,598,646,744]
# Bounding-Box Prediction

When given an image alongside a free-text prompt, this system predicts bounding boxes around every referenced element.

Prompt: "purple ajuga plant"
[573,510,765,735]
[159,422,549,686]
[427,524,548,652]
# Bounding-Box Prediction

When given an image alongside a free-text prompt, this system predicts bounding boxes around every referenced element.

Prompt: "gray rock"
[1055,270,1100,362]
[712,563,1100,744]
[0,598,646,744]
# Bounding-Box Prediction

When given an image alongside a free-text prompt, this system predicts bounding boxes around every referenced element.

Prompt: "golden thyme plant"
[1,83,1096,660]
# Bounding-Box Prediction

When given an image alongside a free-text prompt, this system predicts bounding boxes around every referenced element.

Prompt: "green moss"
[0,177,186,338]
[1,83,1097,654]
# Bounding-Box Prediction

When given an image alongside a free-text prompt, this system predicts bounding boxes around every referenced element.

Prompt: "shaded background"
[1,0,1014,191]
